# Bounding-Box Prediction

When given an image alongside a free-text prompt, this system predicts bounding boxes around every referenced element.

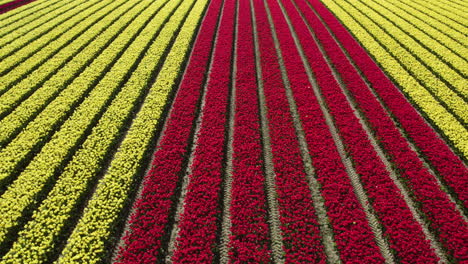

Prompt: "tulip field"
[0,0,466,263]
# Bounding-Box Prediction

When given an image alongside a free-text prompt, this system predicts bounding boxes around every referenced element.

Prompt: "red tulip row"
[171,0,236,262]
[307,0,468,261]
[308,0,468,210]
[287,0,440,262]
[115,0,223,262]
[253,0,326,262]
[266,0,385,262]
[228,0,271,262]
[0,0,36,14]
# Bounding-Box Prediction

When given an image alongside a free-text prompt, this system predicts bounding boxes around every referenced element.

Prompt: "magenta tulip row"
[116,0,467,262]
[115,0,223,262]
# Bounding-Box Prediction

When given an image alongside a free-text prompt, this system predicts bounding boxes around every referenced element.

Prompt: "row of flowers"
[56,0,209,262]
[371,0,467,79]
[401,0,467,32]
[254,0,327,262]
[339,0,467,120]
[295,0,442,261]
[0,0,98,76]
[0,0,134,147]
[170,0,235,262]
[0,0,177,262]
[0,0,155,196]
[116,0,222,262]
[320,0,468,159]
[267,0,385,262]
[0,0,70,40]
[229,0,272,262]
[0,0,37,14]
[312,0,468,261]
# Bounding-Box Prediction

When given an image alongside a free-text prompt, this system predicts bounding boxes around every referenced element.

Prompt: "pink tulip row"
[266,0,386,262]
[171,0,236,262]
[115,0,223,262]
[253,0,327,262]
[228,0,271,262]
[307,0,468,261]
[308,0,468,212]
[286,0,441,261]
[0,0,36,14]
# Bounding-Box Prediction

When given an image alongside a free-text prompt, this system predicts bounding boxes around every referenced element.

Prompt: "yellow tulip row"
[414,0,467,23]
[0,0,152,188]
[383,0,467,53]
[377,0,468,77]
[0,0,63,27]
[56,0,208,262]
[0,1,168,251]
[334,0,468,124]
[0,0,199,262]
[321,0,468,157]
[400,0,467,34]
[0,0,97,63]
[0,0,133,145]
[349,0,467,99]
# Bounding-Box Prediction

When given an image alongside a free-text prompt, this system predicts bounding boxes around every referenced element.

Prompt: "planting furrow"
[0,0,170,250]
[0,0,126,103]
[278,0,400,262]
[395,0,467,39]
[309,1,468,261]
[220,12,235,262]
[319,0,468,157]
[358,0,468,81]
[0,0,65,35]
[0,0,156,190]
[0,0,37,14]
[293,0,449,261]
[0,0,96,63]
[410,0,467,26]
[261,0,341,262]
[254,0,332,261]
[226,0,273,262]
[116,0,223,262]
[379,0,467,66]
[0,0,197,261]
[310,0,468,218]
[57,0,209,262]
[341,0,468,105]
[0,0,137,149]
[266,0,386,262]
[169,0,234,262]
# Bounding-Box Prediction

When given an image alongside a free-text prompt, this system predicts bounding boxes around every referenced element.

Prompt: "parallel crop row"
[408,0,467,28]
[0,0,96,70]
[291,0,442,261]
[0,0,127,116]
[56,0,209,262]
[228,0,271,261]
[170,0,235,262]
[0,0,155,191]
[0,0,198,262]
[0,0,37,14]
[254,0,327,261]
[116,0,222,261]
[0,0,164,252]
[0,0,133,147]
[378,0,467,77]
[338,0,468,115]
[0,0,67,43]
[320,0,468,158]
[313,0,468,218]
[267,0,386,261]
[311,0,468,260]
